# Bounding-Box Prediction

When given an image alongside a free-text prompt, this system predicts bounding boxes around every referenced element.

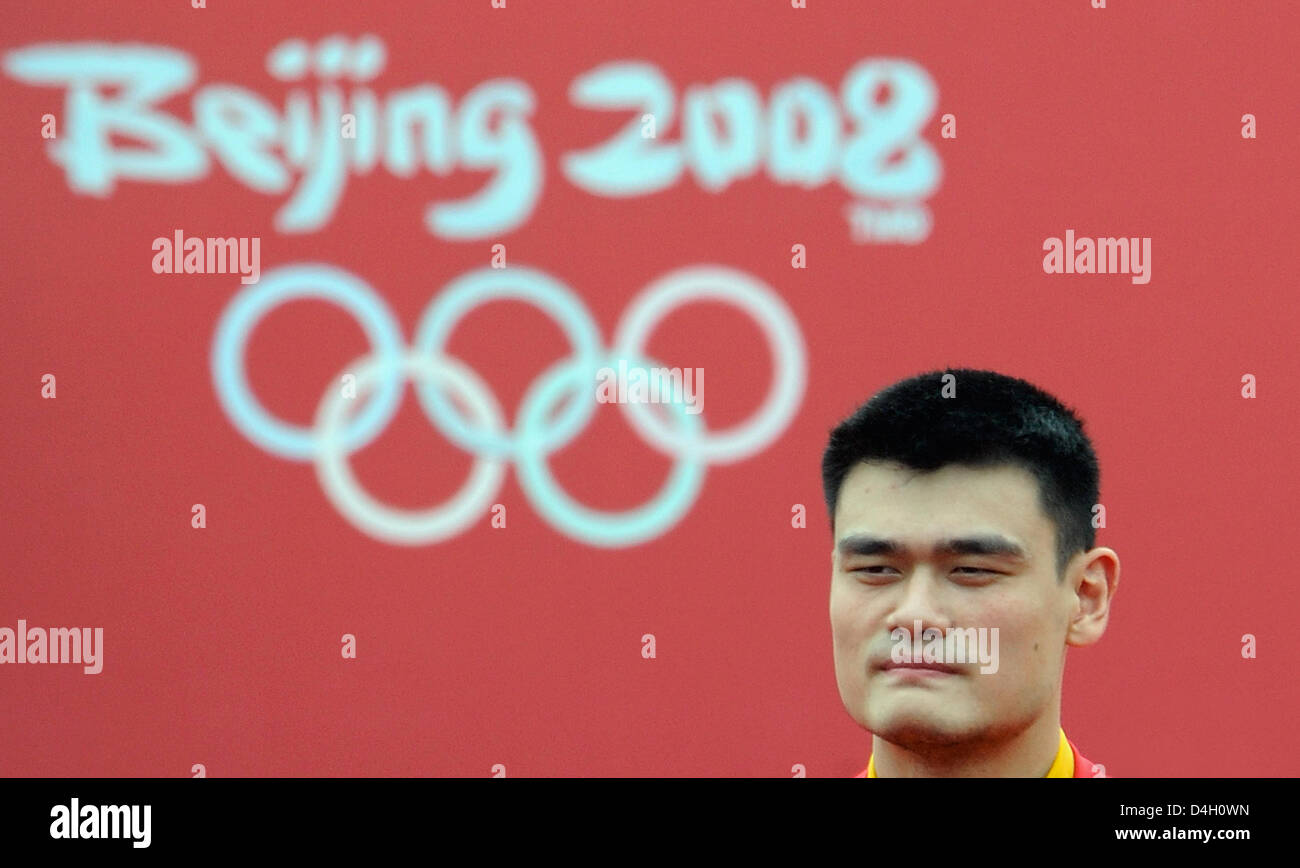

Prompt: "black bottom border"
[1,777,1281,855]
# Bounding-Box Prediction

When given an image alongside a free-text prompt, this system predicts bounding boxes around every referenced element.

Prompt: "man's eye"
[850,566,896,582]
[953,567,999,580]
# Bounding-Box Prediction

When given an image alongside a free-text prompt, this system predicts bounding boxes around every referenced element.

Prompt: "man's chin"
[865,703,976,749]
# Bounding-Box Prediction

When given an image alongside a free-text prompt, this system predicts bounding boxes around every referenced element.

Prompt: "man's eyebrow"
[934,536,1028,560]
[836,534,1028,560]
[836,535,905,557]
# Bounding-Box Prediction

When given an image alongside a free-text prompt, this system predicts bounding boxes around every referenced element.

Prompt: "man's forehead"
[842,459,1039,490]
[834,460,1051,543]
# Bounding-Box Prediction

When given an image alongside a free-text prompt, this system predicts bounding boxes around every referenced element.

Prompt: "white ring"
[612,265,806,463]
[314,350,507,545]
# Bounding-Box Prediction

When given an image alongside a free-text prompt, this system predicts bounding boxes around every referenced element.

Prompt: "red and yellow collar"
[866,728,1074,777]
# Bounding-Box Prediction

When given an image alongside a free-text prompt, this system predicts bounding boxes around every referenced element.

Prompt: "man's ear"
[1066,547,1119,647]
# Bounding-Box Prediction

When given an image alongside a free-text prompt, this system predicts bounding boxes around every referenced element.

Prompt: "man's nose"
[885,568,952,634]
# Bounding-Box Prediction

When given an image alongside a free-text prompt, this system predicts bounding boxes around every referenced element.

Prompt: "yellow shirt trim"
[867,728,1073,777]
[1045,728,1074,778]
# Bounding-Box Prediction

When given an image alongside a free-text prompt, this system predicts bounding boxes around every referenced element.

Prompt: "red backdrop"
[2,0,1298,777]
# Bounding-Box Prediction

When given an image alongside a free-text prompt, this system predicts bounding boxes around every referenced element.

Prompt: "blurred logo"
[210,263,806,546]
[5,37,941,242]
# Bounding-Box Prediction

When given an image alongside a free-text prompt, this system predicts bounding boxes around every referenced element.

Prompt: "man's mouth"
[878,661,960,675]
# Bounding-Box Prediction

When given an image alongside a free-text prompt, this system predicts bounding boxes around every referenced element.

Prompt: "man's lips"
[877,660,960,674]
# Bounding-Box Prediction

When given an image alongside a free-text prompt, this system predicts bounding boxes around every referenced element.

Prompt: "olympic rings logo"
[210,263,807,547]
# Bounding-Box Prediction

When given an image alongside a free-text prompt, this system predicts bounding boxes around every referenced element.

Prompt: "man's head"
[824,369,1118,755]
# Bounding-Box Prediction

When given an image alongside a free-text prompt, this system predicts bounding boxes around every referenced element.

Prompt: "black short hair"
[821,368,1099,578]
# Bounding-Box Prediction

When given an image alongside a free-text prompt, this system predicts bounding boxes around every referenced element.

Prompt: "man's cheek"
[972,634,1037,705]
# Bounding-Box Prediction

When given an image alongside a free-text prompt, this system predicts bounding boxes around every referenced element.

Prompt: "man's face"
[830,460,1076,749]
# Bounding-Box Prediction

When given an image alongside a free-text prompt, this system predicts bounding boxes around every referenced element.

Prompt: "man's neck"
[871,714,1062,778]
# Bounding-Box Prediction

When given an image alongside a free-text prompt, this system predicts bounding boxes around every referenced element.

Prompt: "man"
[823,368,1119,777]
